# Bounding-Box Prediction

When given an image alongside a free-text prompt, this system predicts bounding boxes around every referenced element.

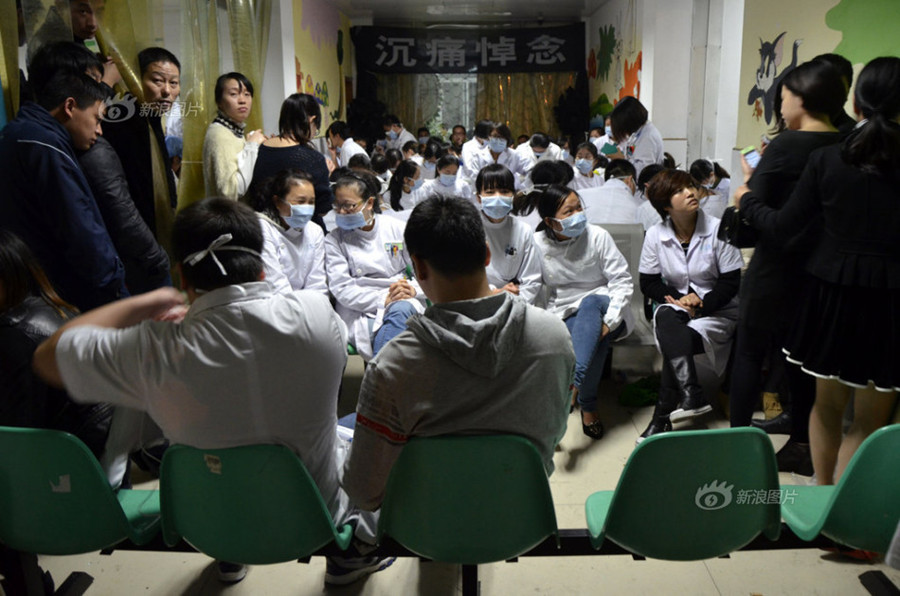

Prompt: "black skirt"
[783,278,900,391]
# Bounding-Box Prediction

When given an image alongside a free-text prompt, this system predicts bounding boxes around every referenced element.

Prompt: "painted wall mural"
[586,0,641,126]
[738,0,900,148]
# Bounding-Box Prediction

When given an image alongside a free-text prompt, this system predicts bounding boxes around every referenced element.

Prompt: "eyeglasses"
[332,199,365,213]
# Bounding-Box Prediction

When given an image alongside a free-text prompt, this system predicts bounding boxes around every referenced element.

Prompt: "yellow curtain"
[176,0,219,211]
[0,0,20,123]
[226,0,268,133]
[94,0,151,99]
[376,73,440,133]
[475,71,575,138]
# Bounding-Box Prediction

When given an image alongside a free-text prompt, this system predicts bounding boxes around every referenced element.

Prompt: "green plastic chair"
[781,423,900,552]
[160,444,352,565]
[0,426,160,555]
[585,427,781,560]
[377,434,559,565]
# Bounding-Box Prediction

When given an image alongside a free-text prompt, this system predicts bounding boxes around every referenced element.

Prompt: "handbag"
[717,206,759,248]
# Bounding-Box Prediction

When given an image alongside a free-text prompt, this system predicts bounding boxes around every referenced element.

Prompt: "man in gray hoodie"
[342,195,575,511]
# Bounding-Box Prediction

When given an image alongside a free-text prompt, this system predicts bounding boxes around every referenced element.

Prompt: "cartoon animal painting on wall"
[747,32,803,124]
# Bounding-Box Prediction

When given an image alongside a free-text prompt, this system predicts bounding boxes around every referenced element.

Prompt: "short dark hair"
[604,158,636,182]
[637,163,665,193]
[385,148,403,169]
[491,123,513,144]
[278,93,311,144]
[813,53,853,87]
[327,120,351,140]
[138,47,180,75]
[348,153,371,169]
[475,163,515,194]
[405,195,486,278]
[645,169,696,219]
[402,140,418,154]
[576,141,600,162]
[383,114,401,126]
[422,140,446,161]
[251,168,314,224]
[370,153,388,175]
[417,127,430,137]
[530,133,551,150]
[474,119,494,139]
[436,154,459,171]
[530,160,574,186]
[782,59,847,119]
[28,41,104,99]
[689,159,730,185]
[452,124,467,136]
[609,96,649,143]
[214,72,253,105]
[334,170,383,213]
[173,198,263,291]
[35,70,108,111]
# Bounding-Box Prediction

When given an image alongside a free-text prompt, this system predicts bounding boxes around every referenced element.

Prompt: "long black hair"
[842,57,900,173]
[388,160,419,211]
[536,184,578,238]
[0,230,76,318]
[277,94,311,145]
[251,169,315,227]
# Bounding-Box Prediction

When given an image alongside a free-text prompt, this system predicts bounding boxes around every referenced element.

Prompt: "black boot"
[751,411,793,435]
[637,387,677,444]
[668,356,712,423]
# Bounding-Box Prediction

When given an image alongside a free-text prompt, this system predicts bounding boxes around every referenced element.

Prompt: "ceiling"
[330,0,609,27]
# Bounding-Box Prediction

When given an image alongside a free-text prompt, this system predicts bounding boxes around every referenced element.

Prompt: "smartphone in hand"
[741,145,761,169]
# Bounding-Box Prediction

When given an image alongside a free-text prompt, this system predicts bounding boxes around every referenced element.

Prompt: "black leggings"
[655,307,704,360]
[729,320,814,442]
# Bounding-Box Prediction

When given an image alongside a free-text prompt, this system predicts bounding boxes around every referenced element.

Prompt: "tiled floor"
[35,356,900,595]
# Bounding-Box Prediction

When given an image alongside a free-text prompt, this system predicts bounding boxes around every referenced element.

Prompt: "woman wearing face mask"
[570,142,607,191]
[387,160,426,211]
[248,94,334,232]
[421,155,474,203]
[250,169,326,296]
[689,159,730,220]
[324,171,425,360]
[474,164,542,304]
[533,185,634,439]
[470,122,530,187]
[607,96,665,179]
[637,170,743,442]
[203,72,267,201]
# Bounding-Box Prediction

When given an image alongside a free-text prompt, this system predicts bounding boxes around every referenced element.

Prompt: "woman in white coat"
[637,169,743,442]
[607,96,664,180]
[249,169,327,296]
[533,184,634,440]
[325,171,425,360]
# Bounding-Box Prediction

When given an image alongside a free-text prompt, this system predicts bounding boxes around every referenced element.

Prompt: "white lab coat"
[581,179,642,225]
[482,212,543,304]
[639,211,743,375]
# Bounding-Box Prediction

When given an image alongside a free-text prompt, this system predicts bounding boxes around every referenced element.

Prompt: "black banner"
[352,24,585,74]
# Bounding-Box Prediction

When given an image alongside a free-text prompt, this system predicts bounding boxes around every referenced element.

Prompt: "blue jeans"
[564,294,623,412]
[372,300,417,356]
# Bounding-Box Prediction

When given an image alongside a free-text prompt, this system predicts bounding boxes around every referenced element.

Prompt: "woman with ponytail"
[735,56,900,485]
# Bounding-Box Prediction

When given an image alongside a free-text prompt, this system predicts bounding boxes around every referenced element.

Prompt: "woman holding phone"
[727,60,846,476]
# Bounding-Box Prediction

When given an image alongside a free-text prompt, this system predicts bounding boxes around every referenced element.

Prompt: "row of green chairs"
[1,425,899,593]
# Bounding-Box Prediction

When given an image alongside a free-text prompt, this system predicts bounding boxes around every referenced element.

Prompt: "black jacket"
[78,137,172,294]
[0,297,112,458]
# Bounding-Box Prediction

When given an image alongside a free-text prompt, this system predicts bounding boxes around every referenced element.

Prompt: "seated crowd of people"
[1,35,899,586]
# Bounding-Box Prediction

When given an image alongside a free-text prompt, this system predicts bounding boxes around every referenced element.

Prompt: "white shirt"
[421,177,475,204]
[636,196,663,231]
[258,214,327,296]
[386,127,416,151]
[56,282,352,526]
[516,142,562,172]
[533,224,634,335]
[570,168,605,191]
[482,212,543,304]
[324,215,425,359]
[621,121,665,180]
[470,146,530,188]
[639,211,743,374]
[460,138,486,182]
[581,178,642,225]
[336,137,367,167]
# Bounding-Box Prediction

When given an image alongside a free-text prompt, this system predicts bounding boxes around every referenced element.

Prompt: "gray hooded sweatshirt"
[342,292,575,511]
